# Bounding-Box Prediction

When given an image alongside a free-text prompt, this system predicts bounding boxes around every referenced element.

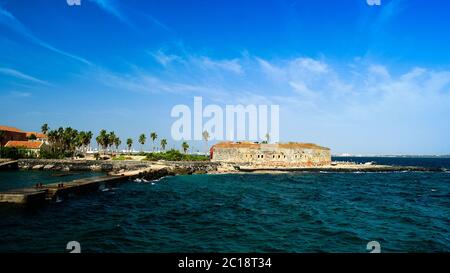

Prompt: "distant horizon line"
[332,154,450,158]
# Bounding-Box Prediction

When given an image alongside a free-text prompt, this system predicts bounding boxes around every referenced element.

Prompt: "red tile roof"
[212,141,330,150]
[0,125,25,133]
[4,141,43,149]
[26,132,47,139]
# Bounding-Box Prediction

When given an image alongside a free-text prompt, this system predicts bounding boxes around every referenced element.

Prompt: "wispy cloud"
[88,0,132,27]
[0,67,49,85]
[88,0,171,33]
[0,6,91,65]
[149,50,243,74]
[10,91,32,97]
[149,50,181,67]
[86,51,450,153]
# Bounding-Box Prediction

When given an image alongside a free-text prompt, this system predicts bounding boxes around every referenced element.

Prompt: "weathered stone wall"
[17,159,219,172]
[211,146,331,167]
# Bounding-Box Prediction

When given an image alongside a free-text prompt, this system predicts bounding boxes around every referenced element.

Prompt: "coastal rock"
[43,165,54,170]
[32,165,44,170]
[172,167,193,175]
[141,168,172,180]
[90,165,102,171]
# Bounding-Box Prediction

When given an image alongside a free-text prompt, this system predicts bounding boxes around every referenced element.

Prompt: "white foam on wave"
[134,178,149,183]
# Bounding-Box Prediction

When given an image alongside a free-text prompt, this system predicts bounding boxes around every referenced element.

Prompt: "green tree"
[150,132,158,151]
[138,134,146,152]
[41,123,49,135]
[44,126,84,158]
[265,132,270,144]
[27,133,37,140]
[202,130,210,154]
[126,138,133,154]
[182,141,189,154]
[108,131,116,154]
[114,136,121,153]
[96,129,109,154]
[160,138,167,151]
[83,131,93,152]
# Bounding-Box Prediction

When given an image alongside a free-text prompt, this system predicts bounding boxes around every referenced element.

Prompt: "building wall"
[0,131,27,146]
[211,144,331,166]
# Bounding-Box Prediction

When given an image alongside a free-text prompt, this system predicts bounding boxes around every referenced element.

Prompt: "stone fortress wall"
[210,142,331,167]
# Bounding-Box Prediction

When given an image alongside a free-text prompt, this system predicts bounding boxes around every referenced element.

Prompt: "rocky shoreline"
[13,159,446,176]
[17,159,219,173]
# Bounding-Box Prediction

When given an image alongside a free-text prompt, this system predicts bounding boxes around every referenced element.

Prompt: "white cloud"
[10,91,32,97]
[70,51,450,153]
[0,6,91,65]
[150,50,181,67]
[0,67,49,85]
[199,57,243,74]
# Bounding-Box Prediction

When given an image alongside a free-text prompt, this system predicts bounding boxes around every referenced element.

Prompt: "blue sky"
[1,0,450,154]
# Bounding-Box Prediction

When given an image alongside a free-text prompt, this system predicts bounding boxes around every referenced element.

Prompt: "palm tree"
[114,136,121,153]
[96,129,108,154]
[95,135,102,153]
[41,123,49,135]
[160,138,167,151]
[108,131,116,154]
[202,130,210,154]
[138,134,146,152]
[150,132,158,152]
[126,138,133,154]
[84,131,93,152]
[265,132,270,144]
[182,141,189,154]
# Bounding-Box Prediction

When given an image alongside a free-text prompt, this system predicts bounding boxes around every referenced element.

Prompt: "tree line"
[40,124,211,157]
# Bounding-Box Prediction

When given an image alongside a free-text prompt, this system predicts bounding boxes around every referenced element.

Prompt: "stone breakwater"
[17,159,221,174]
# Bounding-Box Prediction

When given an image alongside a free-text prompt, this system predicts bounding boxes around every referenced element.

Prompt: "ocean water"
[0,158,449,253]
[0,170,103,192]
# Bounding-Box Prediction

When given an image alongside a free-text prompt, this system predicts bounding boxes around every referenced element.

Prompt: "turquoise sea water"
[0,158,449,253]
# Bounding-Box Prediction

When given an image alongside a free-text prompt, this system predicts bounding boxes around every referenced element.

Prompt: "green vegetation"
[160,138,167,151]
[95,130,119,154]
[262,132,270,144]
[0,147,35,159]
[41,124,49,135]
[43,126,93,159]
[112,155,133,161]
[150,132,157,151]
[144,149,209,162]
[202,130,210,153]
[126,138,133,153]
[27,133,37,140]
[138,134,146,152]
[182,141,189,154]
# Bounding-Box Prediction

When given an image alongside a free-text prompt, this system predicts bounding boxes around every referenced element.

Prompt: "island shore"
[1,158,446,205]
[8,158,447,174]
